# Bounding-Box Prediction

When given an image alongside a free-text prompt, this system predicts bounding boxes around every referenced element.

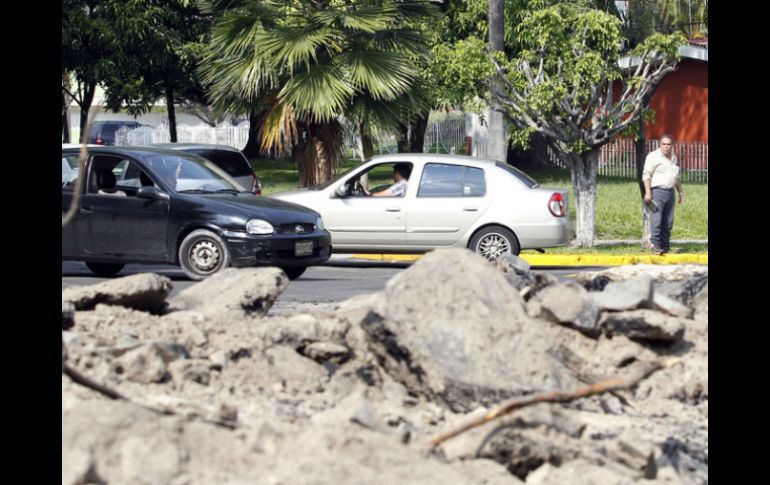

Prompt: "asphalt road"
[62,259,605,315]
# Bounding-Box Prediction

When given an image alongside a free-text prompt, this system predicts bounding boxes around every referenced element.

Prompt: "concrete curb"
[349,253,708,266]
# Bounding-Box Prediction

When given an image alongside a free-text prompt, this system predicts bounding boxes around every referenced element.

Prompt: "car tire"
[469,226,520,261]
[85,262,125,277]
[282,267,307,280]
[178,229,231,281]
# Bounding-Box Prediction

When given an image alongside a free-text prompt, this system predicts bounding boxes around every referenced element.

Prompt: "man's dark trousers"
[650,187,675,251]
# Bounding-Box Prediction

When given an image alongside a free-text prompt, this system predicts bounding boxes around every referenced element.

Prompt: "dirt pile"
[62,250,707,484]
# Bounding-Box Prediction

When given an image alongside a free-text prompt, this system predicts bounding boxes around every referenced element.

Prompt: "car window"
[417,163,486,197]
[88,156,131,195]
[118,161,155,189]
[62,155,80,189]
[495,162,539,188]
[192,149,252,177]
[143,154,242,192]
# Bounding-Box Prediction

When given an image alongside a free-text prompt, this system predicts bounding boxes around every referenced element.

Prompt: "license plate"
[295,240,313,256]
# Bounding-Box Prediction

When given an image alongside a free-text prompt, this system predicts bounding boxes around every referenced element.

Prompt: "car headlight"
[246,219,274,235]
[315,216,325,231]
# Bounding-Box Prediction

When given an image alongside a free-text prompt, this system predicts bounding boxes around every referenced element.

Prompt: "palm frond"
[310,5,398,33]
[259,94,300,157]
[279,65,355,123]
[392,0,442,19]
[255,27,336,72]
[344,50,416,100]
[372,28,431,57]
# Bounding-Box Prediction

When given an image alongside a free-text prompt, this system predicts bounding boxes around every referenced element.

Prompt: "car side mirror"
[137,186,169,201]
[335,184,349,198]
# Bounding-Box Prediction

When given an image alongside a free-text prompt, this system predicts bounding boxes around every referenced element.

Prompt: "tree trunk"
[569,148,599,247]
[297,121,342,187]
[62,91,70,144]
[487,0,506,162]
[242,108,264,159]
[635,119,651,248]
[396,123,410,153]
[360,124,375,160]
[78,83,96,143]
[409,113,429,153]
[165,86,177,143]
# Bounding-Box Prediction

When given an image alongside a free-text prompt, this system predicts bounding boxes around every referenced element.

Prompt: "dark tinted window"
[495,162,539,188]
[191,149,252,177]
[417,163,486,197]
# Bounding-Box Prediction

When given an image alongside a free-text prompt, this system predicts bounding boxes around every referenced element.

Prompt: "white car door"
[322,163,408,248]
[406,162,491,247]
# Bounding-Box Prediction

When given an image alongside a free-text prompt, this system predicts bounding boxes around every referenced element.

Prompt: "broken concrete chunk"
[590,275,653,312]
[600,310,685,342]
[62,273,172,313]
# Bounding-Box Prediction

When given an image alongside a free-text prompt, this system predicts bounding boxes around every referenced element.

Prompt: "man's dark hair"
[393,163,412,180]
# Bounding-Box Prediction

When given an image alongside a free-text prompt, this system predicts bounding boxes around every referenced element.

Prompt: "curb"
[349,253,708,266]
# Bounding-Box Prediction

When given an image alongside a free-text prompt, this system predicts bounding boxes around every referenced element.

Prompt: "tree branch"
[430,359,669,448]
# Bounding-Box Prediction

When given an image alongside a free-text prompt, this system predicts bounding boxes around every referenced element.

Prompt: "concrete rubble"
[62,249,708,484]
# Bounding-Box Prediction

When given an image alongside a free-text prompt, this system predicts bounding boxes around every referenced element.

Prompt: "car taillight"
[252,172,262,195]
[548,192,567,217]
[95,136,103,145]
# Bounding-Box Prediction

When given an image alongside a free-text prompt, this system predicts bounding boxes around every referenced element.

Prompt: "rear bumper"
[516,219,571,249]
[224,231,332,268]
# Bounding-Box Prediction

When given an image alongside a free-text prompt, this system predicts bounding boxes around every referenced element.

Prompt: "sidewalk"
[341,253,708,266]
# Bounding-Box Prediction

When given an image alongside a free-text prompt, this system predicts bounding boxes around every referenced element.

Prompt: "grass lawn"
[251,158,708,243]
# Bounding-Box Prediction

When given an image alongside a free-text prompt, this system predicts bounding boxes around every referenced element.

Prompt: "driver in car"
[364,163,412,197]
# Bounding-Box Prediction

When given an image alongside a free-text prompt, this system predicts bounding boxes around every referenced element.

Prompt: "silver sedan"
[271,154,570,260]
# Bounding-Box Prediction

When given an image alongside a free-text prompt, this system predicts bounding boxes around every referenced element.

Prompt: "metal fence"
[116,121,251,150]
[342,111,468,160]
[115,116,708,184]
[548,138,708,184]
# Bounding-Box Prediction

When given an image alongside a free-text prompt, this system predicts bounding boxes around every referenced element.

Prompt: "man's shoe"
[651,246,664,255]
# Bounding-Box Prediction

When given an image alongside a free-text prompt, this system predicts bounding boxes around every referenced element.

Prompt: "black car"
[87,120,146,146]
[149,143,262,194]
[62,146,331,280]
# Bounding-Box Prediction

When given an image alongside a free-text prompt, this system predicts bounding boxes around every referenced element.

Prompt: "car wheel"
[178,229,231,281]
[469,226,520,261]
[85,262,125,277]
[282,267,307,280]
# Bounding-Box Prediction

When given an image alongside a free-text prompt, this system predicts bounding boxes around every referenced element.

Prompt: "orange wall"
[644,59,708,143]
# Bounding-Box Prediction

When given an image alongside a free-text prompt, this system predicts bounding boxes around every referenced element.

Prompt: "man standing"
[642,134,684,254]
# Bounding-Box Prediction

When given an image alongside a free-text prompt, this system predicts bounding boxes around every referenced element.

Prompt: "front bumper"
[223,231,332,268]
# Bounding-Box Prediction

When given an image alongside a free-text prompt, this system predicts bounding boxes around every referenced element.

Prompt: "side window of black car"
[62,155,80,190]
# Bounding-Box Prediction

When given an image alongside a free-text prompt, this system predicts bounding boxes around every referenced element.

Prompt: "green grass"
[531,166,707,240]
[252,158,708,241]
[252,157,366,194]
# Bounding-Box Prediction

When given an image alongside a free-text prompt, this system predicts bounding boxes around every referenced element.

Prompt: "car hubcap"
[478,234,510,261]
[190,240,220,272]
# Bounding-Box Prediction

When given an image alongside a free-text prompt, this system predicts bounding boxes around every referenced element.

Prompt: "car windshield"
[316,165,362,190]
[143,154,245,193]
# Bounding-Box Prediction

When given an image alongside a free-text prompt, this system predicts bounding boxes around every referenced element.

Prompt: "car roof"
[61,145,204,158]
[147,143,242,153]
[369,153,499,167]
[62,143,101,149]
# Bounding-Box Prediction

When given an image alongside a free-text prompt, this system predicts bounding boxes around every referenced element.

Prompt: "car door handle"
[79,205,93,214]
[463,207,478,212]
[386,207,401,212]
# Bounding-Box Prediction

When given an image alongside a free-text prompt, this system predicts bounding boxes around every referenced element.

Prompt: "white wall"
[66,106,211,142]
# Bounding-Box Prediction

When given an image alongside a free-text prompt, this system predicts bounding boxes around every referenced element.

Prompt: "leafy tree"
[487,4,685,245]
[100,0,212,142]
[62,0,118,143]
[201,0,438,186]
[621,0,708,47]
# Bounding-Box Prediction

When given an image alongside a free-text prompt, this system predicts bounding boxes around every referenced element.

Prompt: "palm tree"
[200,0,438,186]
